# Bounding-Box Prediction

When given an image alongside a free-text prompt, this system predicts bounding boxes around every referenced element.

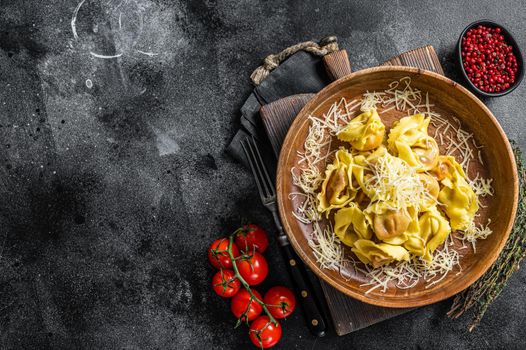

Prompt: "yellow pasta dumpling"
[417,173,440,210]
[352,239,410,268]
[400,210,423,255]
[383,206,418,246]
[351,146,387,198]
[419,206,452,262]
[431,155,466,181]
[431,155,478,230]
[365,202,411,242]
[438,173,478,231]
[388,114,439,171]
[387,114,429,150]
[337,108,385,151]
[317,148,356,215]
[403,206,451,260]
[334,204,371,247]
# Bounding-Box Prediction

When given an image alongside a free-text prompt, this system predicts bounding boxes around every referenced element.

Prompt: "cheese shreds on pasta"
[363,152,433,212]
[292,77,494,291]
[357,235,461,293]
[460,220,493,252]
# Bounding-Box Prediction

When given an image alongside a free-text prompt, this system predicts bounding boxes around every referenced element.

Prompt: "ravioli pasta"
[316,110,479,267]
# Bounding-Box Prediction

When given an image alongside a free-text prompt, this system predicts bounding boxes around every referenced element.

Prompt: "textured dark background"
[0,0,525,349]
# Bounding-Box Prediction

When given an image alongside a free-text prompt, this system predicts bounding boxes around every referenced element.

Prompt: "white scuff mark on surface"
[71,0,187,62]
[136,50,158,56]
[89,51,123,59]
[71,0,87,40]
[152,127,180,156]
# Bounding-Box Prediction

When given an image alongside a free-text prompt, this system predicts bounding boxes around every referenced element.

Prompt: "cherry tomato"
[249,316,282,349]
[212,269,241,298]
[208,238,240,269]
[237,252,268,286]
[231,288,263,322]
[263,286,296,319]
[235,224,269,253]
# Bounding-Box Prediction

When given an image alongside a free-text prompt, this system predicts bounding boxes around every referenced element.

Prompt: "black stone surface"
[0,0,525,349]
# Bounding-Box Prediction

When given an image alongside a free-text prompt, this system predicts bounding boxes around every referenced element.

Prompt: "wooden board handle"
[323,49,352,81]
[383,45,445,75]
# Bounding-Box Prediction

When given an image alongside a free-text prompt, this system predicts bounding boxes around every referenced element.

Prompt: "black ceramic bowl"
[457,20,524,97]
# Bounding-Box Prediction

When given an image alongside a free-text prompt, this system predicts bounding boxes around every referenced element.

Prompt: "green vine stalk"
[223,235,278,326]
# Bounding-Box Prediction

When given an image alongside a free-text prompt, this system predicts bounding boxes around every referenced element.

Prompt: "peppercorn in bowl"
[457,20,524,97]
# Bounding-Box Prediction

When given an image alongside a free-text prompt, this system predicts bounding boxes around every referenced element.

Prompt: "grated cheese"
[358,235,461,293]
[308,221,349,273]
[291,77,494,292]
[460,220,493,252]
[363,152,433,212]
[469,173,494,197]
[361,91,385,111]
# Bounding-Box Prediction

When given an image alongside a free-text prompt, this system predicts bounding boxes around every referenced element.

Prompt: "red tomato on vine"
[212,269,241,298]
[207,238,240,269]
[237,252,268,286]
[231,288,263,322]
[263,286,296,319]
[249,316,282,349]
[235,224,269,253]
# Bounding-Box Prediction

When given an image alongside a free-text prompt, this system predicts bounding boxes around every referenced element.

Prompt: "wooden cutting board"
[260,45,446,336]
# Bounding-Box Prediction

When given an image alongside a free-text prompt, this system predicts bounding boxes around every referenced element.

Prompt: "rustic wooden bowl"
[276,66,518,308]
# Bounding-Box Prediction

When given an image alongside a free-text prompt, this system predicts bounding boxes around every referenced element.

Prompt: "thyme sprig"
[448,143,526,330]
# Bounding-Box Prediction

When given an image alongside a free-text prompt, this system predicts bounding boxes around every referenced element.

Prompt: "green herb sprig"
[448,143,526,331]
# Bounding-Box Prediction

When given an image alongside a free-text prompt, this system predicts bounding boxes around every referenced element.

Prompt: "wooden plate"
[276,66,518,308]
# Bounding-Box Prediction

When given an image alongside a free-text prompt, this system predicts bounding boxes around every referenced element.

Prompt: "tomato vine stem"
[226,234,278,326]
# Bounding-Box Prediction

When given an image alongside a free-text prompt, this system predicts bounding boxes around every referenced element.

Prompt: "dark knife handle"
[280,241,327,337]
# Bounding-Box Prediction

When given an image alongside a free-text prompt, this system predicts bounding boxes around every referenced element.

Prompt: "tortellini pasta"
[364,202,411,242]
[403,206,451,262]
[387,114,429,149]
[337,109,385,151]
[438,169,478,231]
[314,108,482,267]
[352,239,410,268]
[417,173,440,210]
[317,148,356,215]
[334,204,371,246]
[432,155,466,181]
[351,146,387,198]
[430,155,478,230]
[388,114,439,171]
[420,207,452,262]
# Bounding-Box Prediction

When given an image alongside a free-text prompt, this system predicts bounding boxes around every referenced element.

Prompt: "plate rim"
[276,65,519,308]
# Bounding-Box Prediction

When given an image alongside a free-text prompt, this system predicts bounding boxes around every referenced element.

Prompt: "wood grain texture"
[260,94,315,155]
[319,279,414,334]
[323,50,353,81]
[383,45,445,75]
[277,66,518,309]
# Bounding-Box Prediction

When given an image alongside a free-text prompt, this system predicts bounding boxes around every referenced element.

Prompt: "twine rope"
[250,36,339,85]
